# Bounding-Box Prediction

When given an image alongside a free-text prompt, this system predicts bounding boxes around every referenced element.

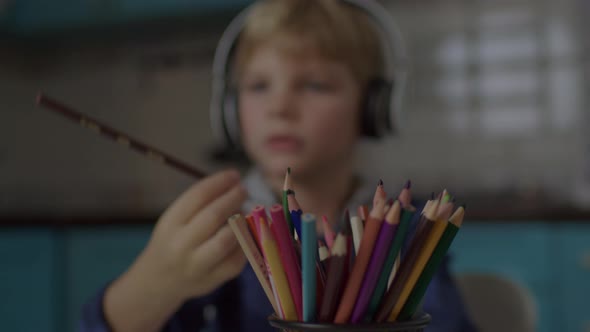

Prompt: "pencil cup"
[268,313,430,332]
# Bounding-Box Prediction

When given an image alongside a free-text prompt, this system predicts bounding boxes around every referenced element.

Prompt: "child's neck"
[267,165,357,233]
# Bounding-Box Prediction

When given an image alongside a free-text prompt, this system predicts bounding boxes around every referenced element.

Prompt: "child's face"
[238,43,362,179]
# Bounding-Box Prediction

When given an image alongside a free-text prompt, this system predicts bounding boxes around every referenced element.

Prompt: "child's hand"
[144,169,249,298]
[104,170,248,332]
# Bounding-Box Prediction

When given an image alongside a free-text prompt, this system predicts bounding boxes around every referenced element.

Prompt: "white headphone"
[209,0,408,151]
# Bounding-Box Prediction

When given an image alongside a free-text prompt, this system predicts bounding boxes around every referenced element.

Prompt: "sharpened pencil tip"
[405,180,412,189]
[378,179,384,186]
[287,167,291,174]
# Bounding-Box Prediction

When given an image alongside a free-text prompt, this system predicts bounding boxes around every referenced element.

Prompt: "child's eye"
[303,81,332,92]
[243,81,268,93]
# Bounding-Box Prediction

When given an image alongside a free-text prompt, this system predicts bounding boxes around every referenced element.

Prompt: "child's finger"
[206,246,247,285]
[190,246,247,296]
[183,184,247,246]
[159,169,241,226]
[191,225,240,270]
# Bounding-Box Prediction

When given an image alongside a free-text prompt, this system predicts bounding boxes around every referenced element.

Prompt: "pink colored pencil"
[321,216,336,251]
[269,204,303,320]
[252,205,269,235]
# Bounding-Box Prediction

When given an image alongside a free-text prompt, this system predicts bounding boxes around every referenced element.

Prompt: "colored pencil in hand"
[36,93,207,179]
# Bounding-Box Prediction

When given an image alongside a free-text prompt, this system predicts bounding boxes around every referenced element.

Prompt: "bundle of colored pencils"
[228,169,466,324]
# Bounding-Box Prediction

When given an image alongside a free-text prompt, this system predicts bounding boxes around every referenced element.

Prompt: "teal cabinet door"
[0,229,57,332]
[555,224,590,332]
[64,226,152,332]
[449,223,556,332]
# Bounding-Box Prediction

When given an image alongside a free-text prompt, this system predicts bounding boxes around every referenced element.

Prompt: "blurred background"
[0,0,588,331]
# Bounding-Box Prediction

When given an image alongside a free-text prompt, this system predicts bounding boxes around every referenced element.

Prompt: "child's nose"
[268,88,298,119]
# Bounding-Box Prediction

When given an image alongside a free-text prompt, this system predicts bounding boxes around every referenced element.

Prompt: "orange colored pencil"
[334,181,387,323]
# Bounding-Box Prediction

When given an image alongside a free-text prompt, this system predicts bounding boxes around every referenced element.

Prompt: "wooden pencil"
[318,233,348,322]
[37,93,207,179]
[251,205,269,234]
[269,204,303,321]
[283,168,295,237]
[350,216,364,256]
[365,206,415,321]
[374,200,440,322]
[245,215,262,253]
[301,213,318,322]
[321,216,336,252]
[398,206,465,320]
[288,191,303,238]
[357,205,369,225]
[384,201,449,322]
[351,201,401,323]
[260,217,298,320]
[334,181,387,323]
[228,214,279,314]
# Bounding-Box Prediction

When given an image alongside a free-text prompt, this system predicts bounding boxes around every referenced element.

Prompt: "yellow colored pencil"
[387,209,449,321]
[260,217,298,320]
[228,214,279,314]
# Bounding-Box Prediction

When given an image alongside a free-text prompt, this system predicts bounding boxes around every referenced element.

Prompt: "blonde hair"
[233,0,385,88]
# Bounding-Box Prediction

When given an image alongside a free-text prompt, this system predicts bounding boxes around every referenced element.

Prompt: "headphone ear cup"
[221,89,241,149]
[362,78,394,138]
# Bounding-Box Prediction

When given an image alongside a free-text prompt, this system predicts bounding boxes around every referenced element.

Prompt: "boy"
[80,1,476,331]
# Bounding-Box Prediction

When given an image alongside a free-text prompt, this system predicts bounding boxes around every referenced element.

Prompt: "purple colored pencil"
[350,201,401,323]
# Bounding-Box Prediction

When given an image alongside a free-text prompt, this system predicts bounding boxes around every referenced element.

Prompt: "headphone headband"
[210,0,408,148]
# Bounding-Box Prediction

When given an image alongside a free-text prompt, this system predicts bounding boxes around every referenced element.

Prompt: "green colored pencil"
[365,208,415,321]
[397,206,464,320]
[301,213,318,322]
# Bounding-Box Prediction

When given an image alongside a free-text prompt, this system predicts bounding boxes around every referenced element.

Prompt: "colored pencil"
[321,216,336,252]
[398,206,465,320]
[350,216,364,256]
[269,204,303,320]
[260,217,298,320]
[357,205,369,226]
[398,180,412,209]
[318,240,331,262]
[36,93,207,179]
[251,205,269,234]
[283,168,295,237]
[318,234,349,322]
[374,200,440,322]
[334,181,387,323]
[301,213,318,322]
[288,190,303,238]
[386,214,449,321]
[351,200,401,323]
[245,215,262,252]
[365,206,415,321]
[228,214,279,314]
